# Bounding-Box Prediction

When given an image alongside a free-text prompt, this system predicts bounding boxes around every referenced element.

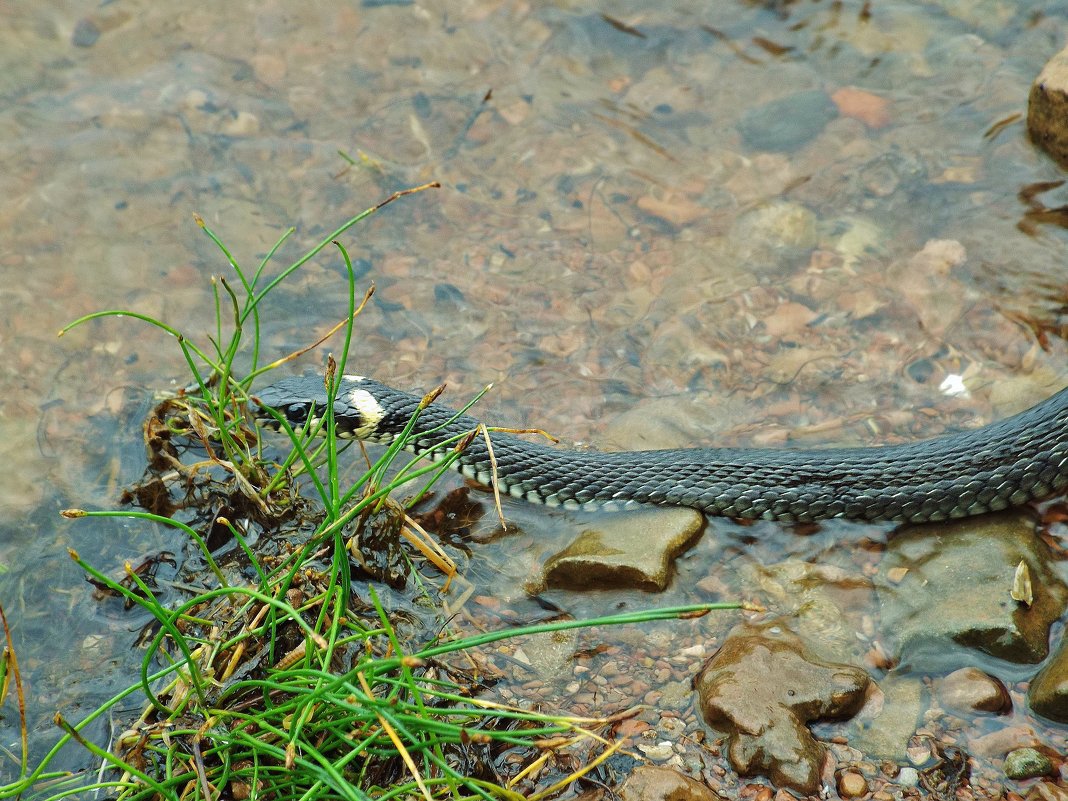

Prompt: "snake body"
[256,374,1068,524]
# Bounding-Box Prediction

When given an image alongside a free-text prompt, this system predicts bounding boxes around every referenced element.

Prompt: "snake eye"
[281,402,311,425]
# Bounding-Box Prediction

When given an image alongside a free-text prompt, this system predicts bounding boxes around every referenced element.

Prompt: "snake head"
[255,374,388,440]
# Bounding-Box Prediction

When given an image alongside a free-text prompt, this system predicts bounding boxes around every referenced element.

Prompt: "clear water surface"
[2,0,1068,787]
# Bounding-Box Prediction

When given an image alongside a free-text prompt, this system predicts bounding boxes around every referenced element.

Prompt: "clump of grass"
[0,185,745,801]
[18,548,736,801]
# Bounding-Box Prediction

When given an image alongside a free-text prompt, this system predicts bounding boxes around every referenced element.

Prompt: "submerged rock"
[937,667,1011,715]
[1028,632,1068,722]
[537,508,703,592]
[1003,747,1052,780]
[737,89,839,153]
[512,629,578,681]
[848,674,925,762]
[743,559,874,664]
[619,765,727,801]
[875,513,1068,669]
[836,770,868,798]
[71,18,101,48]
[733,201,818,256]
[694,621,870,794]
[968,725,1042,759]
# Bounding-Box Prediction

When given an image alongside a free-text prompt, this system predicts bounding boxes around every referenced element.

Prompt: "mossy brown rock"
[875,513,1068,669]
[694,621,870,794]
[538,508,703,591]
[1028,45,1068,168]
[619,765,727,801]
[1003,747,1053,780]
[1028,632,1068,722]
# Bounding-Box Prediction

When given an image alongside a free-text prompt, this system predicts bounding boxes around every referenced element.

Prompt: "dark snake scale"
[256,374,1068,524]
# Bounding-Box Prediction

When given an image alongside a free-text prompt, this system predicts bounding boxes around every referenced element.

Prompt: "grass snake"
[256,374,1068,524]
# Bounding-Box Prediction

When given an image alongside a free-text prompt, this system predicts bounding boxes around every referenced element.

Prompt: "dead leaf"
[1011,560,1033,607]
[601,14,645,38]
[752,36,793,57]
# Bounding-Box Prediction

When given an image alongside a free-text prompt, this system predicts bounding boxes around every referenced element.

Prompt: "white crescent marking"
[348,387,385,439]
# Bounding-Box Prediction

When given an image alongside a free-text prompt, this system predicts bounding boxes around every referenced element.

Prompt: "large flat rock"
[875,513,1068,670]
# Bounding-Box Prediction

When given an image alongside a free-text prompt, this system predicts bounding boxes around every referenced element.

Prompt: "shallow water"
[3,0,1068,791]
